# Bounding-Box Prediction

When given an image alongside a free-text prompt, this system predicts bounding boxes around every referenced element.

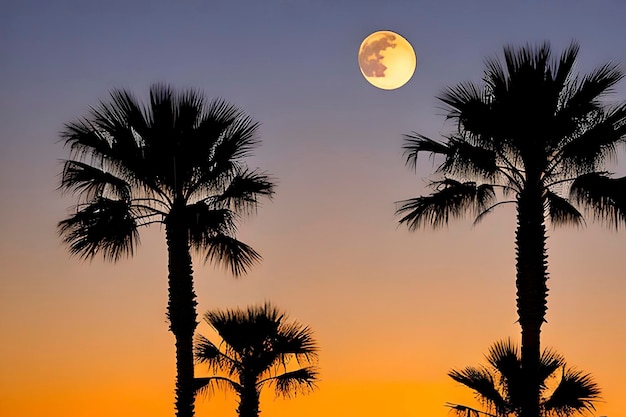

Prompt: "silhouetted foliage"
[58,84,275,417]
[448,340,601,417]
[195,303,319,417]
[397,42,626,417]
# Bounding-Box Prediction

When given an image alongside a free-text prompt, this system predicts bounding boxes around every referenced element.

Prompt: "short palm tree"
[448,339,601,417]
[194,303,319,417]
[58,84,275,417]
[396,42,626,417]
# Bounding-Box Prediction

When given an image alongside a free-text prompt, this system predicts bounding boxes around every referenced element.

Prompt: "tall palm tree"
[58,84,275,417]
[194,303,319,417]
[396,42,626,417]
[448,339,601,417]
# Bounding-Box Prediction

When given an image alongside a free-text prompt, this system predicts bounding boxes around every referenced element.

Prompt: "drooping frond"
[448,366,508,413]
[402,133,452,170]
[60,160,132,202]
[194,376,241,398]
[185,202,237,248]
[570,172,626,229]
[403,133,500,180]
[213,168,275,214]
[58,197,140,261]
[203,234,262,277]
[444,403,485,417]
[440,136,499,179]
[194,334,239,376]
[473,200,517,226]
[543,368,601,416]
[545,191,585,228]
[396,179,496,230]
[262,367,319,398]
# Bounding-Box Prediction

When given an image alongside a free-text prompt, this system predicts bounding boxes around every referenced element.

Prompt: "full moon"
[358,30,416,90]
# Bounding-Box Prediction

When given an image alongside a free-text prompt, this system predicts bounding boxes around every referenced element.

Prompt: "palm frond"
[445,403,493,417]
[148,83,175,131]
[176,96,246,189]
[552,42,579,91]
[484,339,523,409]
[214,168,275,213]
[402,133,451,170]
[473,200,516,226]
[90,96,148,167]
[185,202,237,248]
[261,366,319,398]
[194,334,239,376]
[545,190,585,228]
[485,339,520,380]
[273,322,318,363]
[570,172,626,229]
[203,234,262,277]
[107,88,150,139]
[61,118,114,160]
[174,89,205,132]
[60,160,133,202]
[438,137,499,179]
[556,103,626,173]
[567,62,624,111]
[543,368,601,416]
[448,366,508,413]
[194,376,241,398]
[538,347,566,386]
[396,179,496,230]
[209,108,261,163]
[438,81,496,140]
[58,197,140,261]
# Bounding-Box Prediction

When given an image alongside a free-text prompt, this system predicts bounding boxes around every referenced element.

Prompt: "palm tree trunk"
[515,182,548,417]
[237,374,261,417]
[166,203,198,417]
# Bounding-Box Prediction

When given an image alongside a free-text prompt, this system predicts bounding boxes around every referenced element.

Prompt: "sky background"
[2,1,625,416]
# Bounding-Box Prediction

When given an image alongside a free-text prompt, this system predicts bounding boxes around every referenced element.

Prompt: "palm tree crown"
[398,42,626,232]
[195,303,319,417]
[58,84,275,417]
[448,339,601,417]
[396,42,626,417]
[59,84,274,269]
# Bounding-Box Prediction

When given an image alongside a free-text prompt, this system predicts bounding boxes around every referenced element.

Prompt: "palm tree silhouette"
[447,339,601,417]
[194,303,319,417]
[396,42,626,417]
[58,84,275,417]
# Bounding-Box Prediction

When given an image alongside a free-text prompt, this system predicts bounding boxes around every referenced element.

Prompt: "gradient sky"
[2,1,626,416]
